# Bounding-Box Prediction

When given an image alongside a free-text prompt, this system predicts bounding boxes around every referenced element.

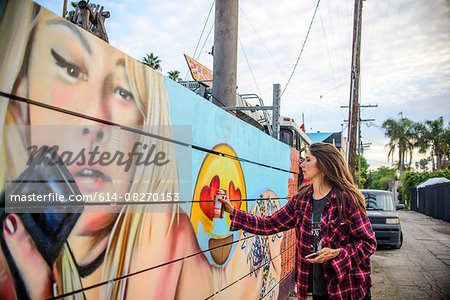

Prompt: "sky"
[33,0,450,170]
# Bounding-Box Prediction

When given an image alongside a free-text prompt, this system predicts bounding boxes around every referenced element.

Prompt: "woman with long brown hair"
[220,142,376,299]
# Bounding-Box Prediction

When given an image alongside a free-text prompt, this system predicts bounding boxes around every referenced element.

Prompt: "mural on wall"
[0,1,297,299]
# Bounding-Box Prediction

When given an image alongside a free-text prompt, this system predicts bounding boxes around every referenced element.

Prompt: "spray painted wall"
[0,1,297,299]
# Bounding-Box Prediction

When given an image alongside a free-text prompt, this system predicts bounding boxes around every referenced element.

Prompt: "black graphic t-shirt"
[308,191,331,296]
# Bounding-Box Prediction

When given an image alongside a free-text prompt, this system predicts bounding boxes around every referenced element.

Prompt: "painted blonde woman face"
[14,15,146,231]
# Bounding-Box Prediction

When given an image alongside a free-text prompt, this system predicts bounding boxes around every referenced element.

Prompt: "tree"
[355,154,369,188]
[419,158,429,171]
[382,113,416,174]
[142,53,161,71]
[366,167,397,190]
[167,70,180,81]
[443,126,450,169]
[415,117,449,170]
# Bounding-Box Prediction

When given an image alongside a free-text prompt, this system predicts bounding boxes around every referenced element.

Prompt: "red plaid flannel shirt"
[230,189,376,299]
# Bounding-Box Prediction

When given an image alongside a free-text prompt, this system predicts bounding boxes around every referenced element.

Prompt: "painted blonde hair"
[0,0,36,187]
[99,56,180,299]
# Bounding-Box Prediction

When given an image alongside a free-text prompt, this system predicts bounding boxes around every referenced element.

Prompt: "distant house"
[306,131,346,155]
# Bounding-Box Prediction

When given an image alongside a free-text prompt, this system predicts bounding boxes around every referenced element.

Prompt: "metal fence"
[410,182,450,222]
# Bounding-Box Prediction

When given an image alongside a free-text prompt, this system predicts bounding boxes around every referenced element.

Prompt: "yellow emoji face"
[191,144,246,265]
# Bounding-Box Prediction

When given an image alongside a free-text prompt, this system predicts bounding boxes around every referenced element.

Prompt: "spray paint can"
[214,189,227,218]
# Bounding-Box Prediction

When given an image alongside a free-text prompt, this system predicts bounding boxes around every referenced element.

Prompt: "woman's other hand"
[306,247,341,264]
[218,193,235,216]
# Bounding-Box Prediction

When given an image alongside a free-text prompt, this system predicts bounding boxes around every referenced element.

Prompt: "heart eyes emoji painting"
[191,144,246,266]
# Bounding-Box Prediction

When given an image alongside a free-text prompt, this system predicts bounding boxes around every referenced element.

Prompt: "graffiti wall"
[0,0,297,299]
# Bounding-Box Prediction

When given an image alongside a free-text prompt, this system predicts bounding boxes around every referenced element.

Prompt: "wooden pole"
[347,0,363,180]
[212,0,238,107]
[63,0,68,18]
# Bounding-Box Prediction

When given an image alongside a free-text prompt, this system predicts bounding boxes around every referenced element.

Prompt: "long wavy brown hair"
[297,142,366,223]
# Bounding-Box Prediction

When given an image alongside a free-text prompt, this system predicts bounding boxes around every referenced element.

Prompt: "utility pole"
[212,0,238,107]
[63,0,68,17]
[343,103,377,187]
[346,0,363,180]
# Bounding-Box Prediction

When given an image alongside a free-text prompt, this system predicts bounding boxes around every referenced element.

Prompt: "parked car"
[360,189,404,249]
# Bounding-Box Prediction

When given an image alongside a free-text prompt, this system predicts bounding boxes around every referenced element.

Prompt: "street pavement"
[371,210,450,300]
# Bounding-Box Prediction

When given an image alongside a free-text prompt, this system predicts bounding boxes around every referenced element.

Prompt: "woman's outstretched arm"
[221,194,299,235]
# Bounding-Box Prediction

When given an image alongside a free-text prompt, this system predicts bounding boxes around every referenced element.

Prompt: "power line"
[196,23,214,61]
[192,0,214,59]
[281,0,321,97]
[384,0,405,66]
[54,232,268,299]
[318,6,338,99]
[332,0,348,78]
[184,0,214,80]
[205,241,295,299]
[0,91,295,175]
[240,7,287,79]
[363,137,387,147]
[319,80,346,99]
[239,38,262,97]
[324,0,342,96]
[345,0,352,51]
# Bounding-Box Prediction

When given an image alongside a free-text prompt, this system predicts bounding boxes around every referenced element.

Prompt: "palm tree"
[443,126,450,169]
[167,70,180,81]
[415,116,450,170]
[141,53,161,71]
[382,113,416,174]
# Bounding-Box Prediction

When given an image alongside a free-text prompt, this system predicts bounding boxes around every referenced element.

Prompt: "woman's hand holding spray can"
[214,189,227,218]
